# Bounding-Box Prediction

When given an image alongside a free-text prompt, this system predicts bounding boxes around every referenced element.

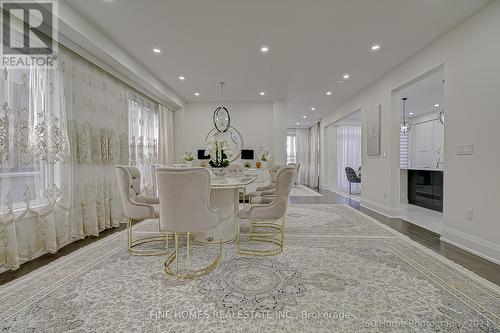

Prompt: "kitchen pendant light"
[400,97,411,134]
[213,82,230,133]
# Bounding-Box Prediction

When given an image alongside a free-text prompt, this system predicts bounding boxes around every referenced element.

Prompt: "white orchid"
[182,152,194,161]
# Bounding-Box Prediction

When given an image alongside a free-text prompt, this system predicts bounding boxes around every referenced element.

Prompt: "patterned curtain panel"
[128,93,158,194]
[0,47,129,271]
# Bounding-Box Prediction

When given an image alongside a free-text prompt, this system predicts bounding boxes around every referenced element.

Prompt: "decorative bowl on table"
[212,167,227,177]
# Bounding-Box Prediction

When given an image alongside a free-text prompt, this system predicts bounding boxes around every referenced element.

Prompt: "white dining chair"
[115,165,168,256]
[237,165,295,256]
[157,167,223,279]
[247,165,283,199]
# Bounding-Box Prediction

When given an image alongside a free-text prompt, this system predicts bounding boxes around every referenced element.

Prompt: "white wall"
[320,0,500,263]
[174,101,286,166]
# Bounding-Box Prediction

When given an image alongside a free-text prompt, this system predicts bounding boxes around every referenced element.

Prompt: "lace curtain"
[0,47,129,271]
[128,93,158,193]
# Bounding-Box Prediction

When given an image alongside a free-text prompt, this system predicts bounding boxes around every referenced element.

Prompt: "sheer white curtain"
[323,125,336,189]
[308,122,320,187]
[0,64,70,269]
[158,104,174,166]
[0,47,129,271]
[336,126,361,193]
[295,128,310,185]
[128,93,158,194]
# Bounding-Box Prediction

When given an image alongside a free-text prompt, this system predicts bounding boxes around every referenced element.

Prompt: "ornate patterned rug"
[289,185,322,197]
[1,204,499,332]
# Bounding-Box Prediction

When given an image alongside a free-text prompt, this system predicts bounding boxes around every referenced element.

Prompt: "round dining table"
[194,175,257,244]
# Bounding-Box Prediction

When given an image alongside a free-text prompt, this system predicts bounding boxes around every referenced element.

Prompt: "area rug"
[1,205,499,332]
[290,185,322,197]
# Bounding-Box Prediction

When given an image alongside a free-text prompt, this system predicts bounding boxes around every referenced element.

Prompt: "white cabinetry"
[408,112,444,169]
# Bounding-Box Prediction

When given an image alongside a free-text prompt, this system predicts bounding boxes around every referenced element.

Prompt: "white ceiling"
[64,0,488,127]
[400,69,445,118]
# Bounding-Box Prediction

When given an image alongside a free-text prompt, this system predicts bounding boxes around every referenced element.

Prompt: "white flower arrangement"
[259,151,271,162]
[205,140,232,167]
[182,152,194,161]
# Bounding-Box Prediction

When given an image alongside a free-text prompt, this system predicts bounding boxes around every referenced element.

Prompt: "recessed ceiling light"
[260,91,266,96]
[343,74,350,80]
[260,46,269,53]
[296,122,300,125]
[434,103,440,107]
[409,112,414,116]
[194,92,200,96]
[326,91,332,96]
[311,107,316,111]
[371,44,381,51]
[153,48,161,53]
[302,115,307,119]
[179,76,185,80]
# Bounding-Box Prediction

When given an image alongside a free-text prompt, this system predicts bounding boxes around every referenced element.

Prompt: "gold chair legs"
[127,219,171,256]
[237,216,285,256]
[164,226,223,279]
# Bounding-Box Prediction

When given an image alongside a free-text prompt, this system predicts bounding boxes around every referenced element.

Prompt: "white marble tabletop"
[210,176,257,188]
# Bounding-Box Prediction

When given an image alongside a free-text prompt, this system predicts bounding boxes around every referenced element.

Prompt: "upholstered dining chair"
[237,165,295,256]
[345,167,361,195]
[156,167,222,279]
[173,163,190,168]
[248,165,282,199]
[151,164,167,196]
[115,165,168,256]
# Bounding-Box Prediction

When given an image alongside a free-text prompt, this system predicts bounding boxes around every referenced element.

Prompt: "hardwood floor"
[1,187,499,286]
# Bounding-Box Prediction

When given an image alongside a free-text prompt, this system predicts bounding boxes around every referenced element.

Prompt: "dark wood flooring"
[1,188,499,286]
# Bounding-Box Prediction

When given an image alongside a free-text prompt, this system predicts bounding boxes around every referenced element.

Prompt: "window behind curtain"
[128,93,159,194]
[0,73,41,207]
[286,135,296,164]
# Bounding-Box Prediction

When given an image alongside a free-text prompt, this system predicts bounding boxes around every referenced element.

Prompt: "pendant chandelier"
[438,110,445,125]
[213,82,230,133]
[400,97,411,134]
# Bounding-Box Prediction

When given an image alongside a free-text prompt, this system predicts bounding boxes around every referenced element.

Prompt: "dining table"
[194,175,257,244]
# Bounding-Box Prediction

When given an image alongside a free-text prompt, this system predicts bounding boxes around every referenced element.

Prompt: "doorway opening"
[394,66,445,234]
[324,110,362,199]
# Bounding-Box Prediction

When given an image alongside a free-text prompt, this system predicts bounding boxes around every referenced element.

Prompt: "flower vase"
[212,167,226,177]
[186,160,193,167]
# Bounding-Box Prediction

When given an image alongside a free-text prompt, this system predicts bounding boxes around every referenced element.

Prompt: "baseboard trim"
[360,198,401,219]
[441,227,500,265]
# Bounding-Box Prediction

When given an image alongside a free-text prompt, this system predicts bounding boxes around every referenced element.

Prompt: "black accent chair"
[345,167,361,195]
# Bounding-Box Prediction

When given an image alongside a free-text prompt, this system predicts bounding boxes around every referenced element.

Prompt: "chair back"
[156,167,219,232]
[151,164,166,195]
[115,165,156,219]
[345,167,360,183]
[249,165,295,220]
[116,165,141,202]
[226,164,245,178]
[269,165,282,183]
[173,164,190,168]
